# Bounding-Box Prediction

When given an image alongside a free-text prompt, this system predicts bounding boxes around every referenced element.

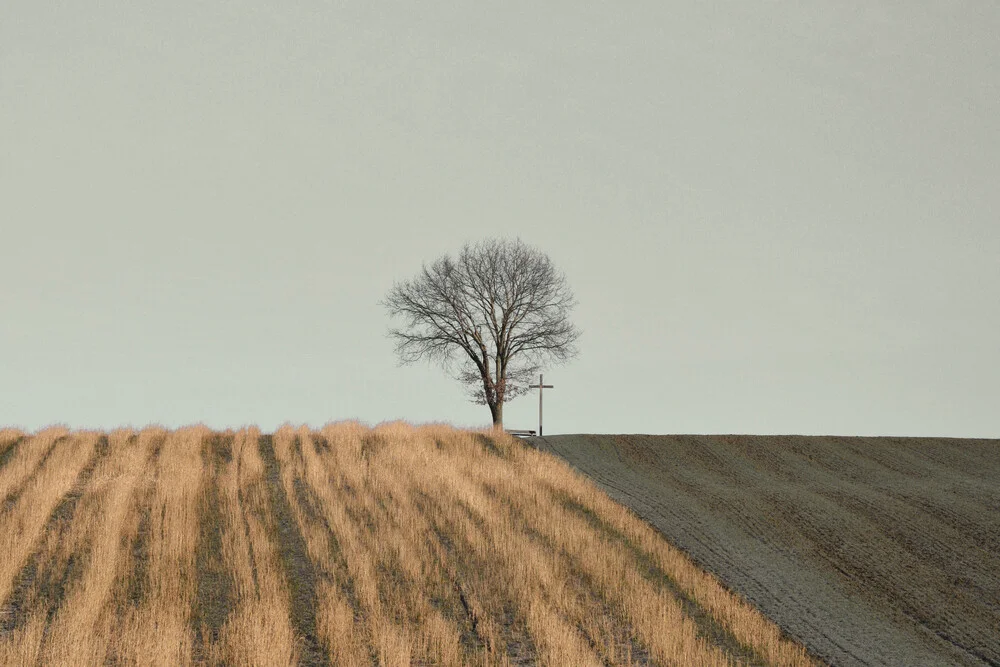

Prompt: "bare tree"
[382,238,580,428]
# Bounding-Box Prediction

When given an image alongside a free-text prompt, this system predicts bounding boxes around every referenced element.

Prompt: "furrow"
[261,431,327,667]
[0,432,100,615]
[36,431,154,663]
[0,430,69,515]
[192,432,236,656]
[0,432,25,472]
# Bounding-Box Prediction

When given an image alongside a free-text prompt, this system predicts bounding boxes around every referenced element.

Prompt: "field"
[534,434,1000,667]
[0,424,814,666]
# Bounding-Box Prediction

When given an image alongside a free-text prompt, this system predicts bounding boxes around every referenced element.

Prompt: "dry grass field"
[534,434,1000,667]
[0,424,814,666]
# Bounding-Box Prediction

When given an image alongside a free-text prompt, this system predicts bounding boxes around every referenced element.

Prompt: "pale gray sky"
[3,2,998,436]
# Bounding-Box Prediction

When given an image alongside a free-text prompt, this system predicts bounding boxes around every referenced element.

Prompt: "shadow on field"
[258,434,327,667]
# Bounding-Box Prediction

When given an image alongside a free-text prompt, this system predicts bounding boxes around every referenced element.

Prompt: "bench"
[505,429,537,438]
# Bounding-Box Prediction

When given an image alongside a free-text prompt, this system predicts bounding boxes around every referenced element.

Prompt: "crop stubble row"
[0,425,815,666]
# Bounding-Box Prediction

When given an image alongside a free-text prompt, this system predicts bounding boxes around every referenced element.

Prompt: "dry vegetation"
[0,424,816,666]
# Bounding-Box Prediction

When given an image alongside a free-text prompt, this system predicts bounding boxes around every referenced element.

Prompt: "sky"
[2,2,998,437]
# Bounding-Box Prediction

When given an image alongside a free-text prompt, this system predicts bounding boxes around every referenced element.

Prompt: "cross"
[528,373,554,437]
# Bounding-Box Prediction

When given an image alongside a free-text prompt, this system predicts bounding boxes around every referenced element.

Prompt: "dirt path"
[532,434,1000,667]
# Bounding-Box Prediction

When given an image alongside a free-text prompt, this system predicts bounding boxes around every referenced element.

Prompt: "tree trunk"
[490,401,503,429]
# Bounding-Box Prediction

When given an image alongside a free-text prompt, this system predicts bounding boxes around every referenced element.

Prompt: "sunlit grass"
[0,422,817,666]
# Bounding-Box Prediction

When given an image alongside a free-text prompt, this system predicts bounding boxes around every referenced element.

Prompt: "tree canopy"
[382,238,580,427]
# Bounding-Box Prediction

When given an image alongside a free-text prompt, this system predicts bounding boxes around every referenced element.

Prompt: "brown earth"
[531,434,1000,667]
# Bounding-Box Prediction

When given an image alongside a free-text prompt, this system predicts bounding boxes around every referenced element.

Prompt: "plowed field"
[533,434,1000,667]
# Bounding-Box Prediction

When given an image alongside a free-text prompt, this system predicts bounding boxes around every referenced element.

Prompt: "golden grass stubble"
[304,424,478,666]
[0,429,98,613]
[112,427,207,666]
[296,423,382,666]
[310,423,478,667]
[274,424,386,666]
[301,424,397,663]
[269,426,352,664]
[452,442,727,666]
[417,431,611,667]
[307,422,602,665]
[208,427,298,666]
[26,429,156,664]
[0,428,25,459]
[424,429,769,666]
[0,423,814,666]
[0,429,128,661]
[363,426,466,667]
[371,424,657,665]
[0,426,70,507]
[519,443,818,667]
[478,462,727,667]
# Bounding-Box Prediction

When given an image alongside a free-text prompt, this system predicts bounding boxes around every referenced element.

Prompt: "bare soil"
[531,434,1000,667]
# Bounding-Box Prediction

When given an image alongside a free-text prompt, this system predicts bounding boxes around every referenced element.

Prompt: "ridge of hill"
[532,434,1000,667]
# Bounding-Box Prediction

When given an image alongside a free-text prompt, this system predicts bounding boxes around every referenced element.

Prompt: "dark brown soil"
[193,432,235,650]
[532,434,1000,667]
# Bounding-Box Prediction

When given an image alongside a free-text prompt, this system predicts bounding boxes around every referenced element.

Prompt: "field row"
[0,425,815,666]
[536,433,1000,666]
